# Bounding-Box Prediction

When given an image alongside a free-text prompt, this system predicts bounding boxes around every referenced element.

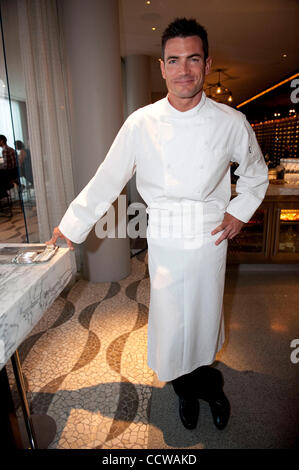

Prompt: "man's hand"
[45,227,74,251]
[211,212,245,246]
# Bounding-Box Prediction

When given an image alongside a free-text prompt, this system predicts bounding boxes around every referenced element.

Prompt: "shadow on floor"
[20,361,299,449]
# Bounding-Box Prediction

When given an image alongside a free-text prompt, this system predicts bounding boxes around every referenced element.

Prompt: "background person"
[0,134,18,188]
[15,140,34,187]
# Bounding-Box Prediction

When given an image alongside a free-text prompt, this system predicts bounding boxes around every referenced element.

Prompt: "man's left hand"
[211,212,245,246]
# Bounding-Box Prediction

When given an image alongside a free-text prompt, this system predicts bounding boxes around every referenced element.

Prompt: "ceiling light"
[216,69,223,93]
[146,1,151,4]
[152,26,156,31]
[205,69,234,104]
[282,53,287,58]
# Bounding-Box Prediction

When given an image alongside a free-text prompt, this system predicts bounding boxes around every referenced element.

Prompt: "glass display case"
[228,204,271,262]
[227,199,299,263]
[272,205,299,261]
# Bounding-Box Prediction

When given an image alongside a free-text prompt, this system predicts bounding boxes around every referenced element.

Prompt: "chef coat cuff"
[58,206,94,244]
[225,192,264,224]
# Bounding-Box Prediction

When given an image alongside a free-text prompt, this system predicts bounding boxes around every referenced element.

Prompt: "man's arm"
[211,114,269,245]
[47,114,137,246]
[211,212,245,246]
[225,115,269,223]
[226,116,269,223]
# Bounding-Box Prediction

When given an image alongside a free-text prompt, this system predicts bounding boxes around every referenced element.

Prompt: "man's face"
[160,36,212,100]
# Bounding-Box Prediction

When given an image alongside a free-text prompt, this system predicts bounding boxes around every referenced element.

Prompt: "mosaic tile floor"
[8,249,155,449]
[5,251,299,449]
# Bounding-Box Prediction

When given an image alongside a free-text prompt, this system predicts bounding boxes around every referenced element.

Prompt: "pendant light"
[216,69,222,94]
[204,68,233,104]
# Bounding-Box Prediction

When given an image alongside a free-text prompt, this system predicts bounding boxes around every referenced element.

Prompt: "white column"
[124,55,151,205]
[58,0,130,282]
[125,55,151,117]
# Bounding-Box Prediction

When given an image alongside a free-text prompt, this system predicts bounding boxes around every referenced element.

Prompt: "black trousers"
[171,365,224,401]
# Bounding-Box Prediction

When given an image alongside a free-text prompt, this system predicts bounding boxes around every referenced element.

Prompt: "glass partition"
[0,0,38,243]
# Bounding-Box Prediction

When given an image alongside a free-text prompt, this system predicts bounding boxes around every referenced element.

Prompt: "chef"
[47,18,269,431]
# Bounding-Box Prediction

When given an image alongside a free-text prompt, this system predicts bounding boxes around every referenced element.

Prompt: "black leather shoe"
[179,397,200,430]
[208,391,230,430]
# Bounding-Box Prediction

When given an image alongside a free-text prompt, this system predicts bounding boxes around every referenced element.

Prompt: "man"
[47,18,269,431]
[0,135,18,188]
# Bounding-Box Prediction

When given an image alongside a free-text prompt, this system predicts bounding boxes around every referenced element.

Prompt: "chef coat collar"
[164,91,206,118]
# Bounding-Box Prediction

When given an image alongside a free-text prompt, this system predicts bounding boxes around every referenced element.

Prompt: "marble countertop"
[0,244,76,370]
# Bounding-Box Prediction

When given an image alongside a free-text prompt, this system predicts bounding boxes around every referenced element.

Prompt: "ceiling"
[119,0,299,106]
[0,0,298,107]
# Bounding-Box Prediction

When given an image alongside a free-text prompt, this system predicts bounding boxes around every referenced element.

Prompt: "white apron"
[145,201,227,382]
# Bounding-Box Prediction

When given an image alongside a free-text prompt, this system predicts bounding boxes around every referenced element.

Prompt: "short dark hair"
[161,18,209,61]
[0,135,7,144]
[15,140,25,150]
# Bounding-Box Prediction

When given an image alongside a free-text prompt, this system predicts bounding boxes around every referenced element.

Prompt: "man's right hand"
[45,227,74,251]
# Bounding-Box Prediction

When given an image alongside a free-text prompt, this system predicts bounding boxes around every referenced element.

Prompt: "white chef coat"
[59,91,269,381]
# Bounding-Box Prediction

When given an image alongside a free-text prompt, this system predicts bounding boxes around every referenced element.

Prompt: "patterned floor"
[4,194,298,449]
[2,187,154,448]
[5,246,299,449]
[8,249,155,449]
